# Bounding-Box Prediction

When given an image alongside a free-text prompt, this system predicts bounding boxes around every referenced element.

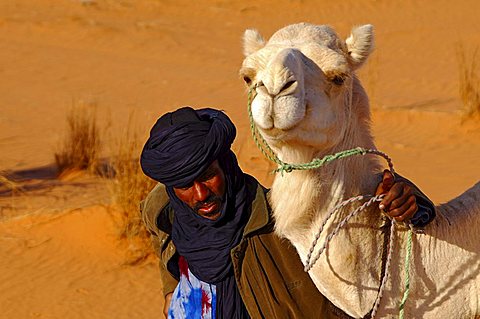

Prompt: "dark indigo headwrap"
[140,107,236,188]
[140,107,253,319]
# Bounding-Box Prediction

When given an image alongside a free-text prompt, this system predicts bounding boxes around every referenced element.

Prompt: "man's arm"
[148,230,179,297]
[140,184,179,316]
[142,222,177,318]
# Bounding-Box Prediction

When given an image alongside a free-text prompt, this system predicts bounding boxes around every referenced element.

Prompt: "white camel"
[240,23,480,318]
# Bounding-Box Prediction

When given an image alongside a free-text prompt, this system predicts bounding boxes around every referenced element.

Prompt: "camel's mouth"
[258,101,309,140]
[259,126,289,140]
[258,115,306,143]
[253,113,300,135]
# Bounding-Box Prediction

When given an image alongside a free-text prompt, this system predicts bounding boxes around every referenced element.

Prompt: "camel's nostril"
[243,76,252,85]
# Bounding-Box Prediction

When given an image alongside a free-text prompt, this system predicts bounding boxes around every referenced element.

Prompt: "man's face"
[173,160,226,220]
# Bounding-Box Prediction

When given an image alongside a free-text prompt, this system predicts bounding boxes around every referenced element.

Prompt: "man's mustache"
[193,195,223,212]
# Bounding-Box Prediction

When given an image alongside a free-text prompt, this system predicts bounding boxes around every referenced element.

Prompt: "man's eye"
[204,173,215,180]
[199,171,216,182]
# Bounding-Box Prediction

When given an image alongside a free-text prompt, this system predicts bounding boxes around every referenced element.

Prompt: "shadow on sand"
[0,159,115,197]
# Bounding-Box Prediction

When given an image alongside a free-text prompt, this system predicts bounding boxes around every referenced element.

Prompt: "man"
[140,107,434,319]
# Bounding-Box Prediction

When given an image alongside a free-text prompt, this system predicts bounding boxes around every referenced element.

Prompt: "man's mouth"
[198,201,217,213]
[196,199,222,220]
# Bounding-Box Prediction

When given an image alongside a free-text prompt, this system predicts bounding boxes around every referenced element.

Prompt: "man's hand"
[375,170,418,222]
[163,292,173,318]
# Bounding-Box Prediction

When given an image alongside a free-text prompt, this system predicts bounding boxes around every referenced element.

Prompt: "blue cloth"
[411,202,435,227]
[169,257,216,319]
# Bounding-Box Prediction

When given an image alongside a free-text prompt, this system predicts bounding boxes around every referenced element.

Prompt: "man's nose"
[193,181,210,202]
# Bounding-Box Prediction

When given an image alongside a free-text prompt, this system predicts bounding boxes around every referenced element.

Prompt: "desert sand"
[1,0,479,318]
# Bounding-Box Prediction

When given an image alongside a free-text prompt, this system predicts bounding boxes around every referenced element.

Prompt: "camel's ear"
[345,24,374,69]
[243,29,265,56]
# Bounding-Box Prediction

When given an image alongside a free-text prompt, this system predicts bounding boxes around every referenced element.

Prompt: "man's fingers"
[163,293,173,318]
[382,170,394,190]
[376,169,395,196]
[382,193,418,222]
[385,195,417,217]
[379,183,404,210]
[376,173,419,223]
[393,204,418,222]
[389,191,415,212]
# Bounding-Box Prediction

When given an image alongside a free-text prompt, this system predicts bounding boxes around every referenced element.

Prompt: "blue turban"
[140,106,236,187]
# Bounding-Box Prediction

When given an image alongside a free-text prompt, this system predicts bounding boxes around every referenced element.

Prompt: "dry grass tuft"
[457,43,480,119]
[0,174,19,191]
[109,114,156,265]
[0,172,23,196]
[55,102,101,174]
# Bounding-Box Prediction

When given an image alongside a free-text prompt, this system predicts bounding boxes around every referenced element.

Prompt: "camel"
[239,23,480,318]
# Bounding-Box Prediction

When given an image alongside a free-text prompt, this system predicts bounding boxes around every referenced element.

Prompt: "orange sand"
[1,0,479,317]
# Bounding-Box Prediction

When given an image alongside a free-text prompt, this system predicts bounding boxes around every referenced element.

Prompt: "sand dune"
[0,206,164,318]
[1,0,479,317]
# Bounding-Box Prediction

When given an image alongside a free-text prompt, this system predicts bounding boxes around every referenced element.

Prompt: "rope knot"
[275,164,295,175]
[355,146,368,155]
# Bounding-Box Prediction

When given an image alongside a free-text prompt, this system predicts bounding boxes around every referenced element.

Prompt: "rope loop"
[275,164,294,175]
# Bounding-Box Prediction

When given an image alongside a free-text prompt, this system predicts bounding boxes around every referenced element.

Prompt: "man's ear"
[243,29,265,56]
[345,24,374,70]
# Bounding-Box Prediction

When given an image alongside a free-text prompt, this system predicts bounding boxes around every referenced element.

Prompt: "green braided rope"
[399,226,413,319]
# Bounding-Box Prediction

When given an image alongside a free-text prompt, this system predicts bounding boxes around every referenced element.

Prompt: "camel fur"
[240,23,480,318]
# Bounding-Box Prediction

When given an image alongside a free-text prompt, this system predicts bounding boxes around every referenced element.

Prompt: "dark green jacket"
[140,182,345,319]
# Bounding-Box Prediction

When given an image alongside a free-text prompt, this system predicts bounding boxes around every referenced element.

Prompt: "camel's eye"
[326,71,347,86]
[243,76,252,86]
[332,75,345,86]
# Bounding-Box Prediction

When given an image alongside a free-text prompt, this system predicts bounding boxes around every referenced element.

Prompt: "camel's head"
[240,23,374,157]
